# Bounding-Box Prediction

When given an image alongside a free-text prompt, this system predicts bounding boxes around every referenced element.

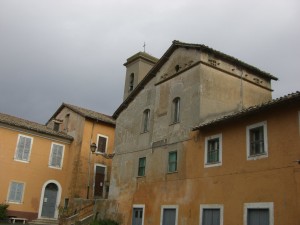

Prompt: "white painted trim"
[243,202,274,225]
[93,163,107,198]
[38,180,62,219]
[160,205,178,225]
[48,142,65,169]
[132,204,145,225]
[14,134,33,162]
[96,134,109,153]
[200,204,223,225]
[298,111,300,135]
[7,180,26,204]
[204,134,222,168]
[246,121,268,160]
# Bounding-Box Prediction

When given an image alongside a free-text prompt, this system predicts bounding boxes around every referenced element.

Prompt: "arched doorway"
[39,181,61,219]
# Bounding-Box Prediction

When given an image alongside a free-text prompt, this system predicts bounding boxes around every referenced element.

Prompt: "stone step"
[29,219,59,225]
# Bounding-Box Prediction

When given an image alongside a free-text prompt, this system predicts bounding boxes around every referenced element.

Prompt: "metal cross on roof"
[143,42,146,52]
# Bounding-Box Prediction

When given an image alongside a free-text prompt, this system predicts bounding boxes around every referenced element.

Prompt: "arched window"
[172,97,180,123]
[142,109,150,132]
[129,73,134,91]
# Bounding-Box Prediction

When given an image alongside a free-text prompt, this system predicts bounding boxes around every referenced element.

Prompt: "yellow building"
[0,103,115,223]
[0,112,73,221]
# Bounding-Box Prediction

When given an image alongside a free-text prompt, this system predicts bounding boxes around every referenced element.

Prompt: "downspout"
[87,122,95,199]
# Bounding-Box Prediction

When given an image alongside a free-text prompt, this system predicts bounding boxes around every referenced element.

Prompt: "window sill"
[169,122,180,126]
[247,153,268,160]
[7,201,23,205]
[48,165,63,170]
[204,162,222,168]
[14,159,30,163]
[140,131,149,134]
[167,171,178,174]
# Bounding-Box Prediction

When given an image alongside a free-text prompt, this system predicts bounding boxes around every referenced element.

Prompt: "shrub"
[90,218,119,225]
[0,203,9,220]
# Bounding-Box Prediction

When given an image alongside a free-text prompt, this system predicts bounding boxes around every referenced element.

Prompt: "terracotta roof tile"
[0,112,73,140]
[193,91,300,130]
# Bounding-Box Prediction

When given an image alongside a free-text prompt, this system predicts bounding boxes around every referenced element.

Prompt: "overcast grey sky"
[0,0,299,124]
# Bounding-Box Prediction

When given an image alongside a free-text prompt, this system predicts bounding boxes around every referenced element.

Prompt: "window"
[138,157,146,177]
[205,134,222,167]
[49,143,64,168]
[160,205,178,225]
[8,181,25,203]
[64,114,70,131]
[246,122,268,160]
[132,205,145,225]
[200,204,224,225]
[172,97,180,124]
[244,202,274,225]
[168,151,177,173]
[142,109,150,133]
[97,135,108,153]
[15,135,33,162]
[129,73,134,91]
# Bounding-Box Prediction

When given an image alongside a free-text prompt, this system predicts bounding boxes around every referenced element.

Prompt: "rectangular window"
[132,205,145,225]
[168,151,177,173]
[15,135,33,162]
[244,202,273,225]
[97,135,108,153]
[138,157,146,177]
[160,205,178,225]
[8,181,25,203]
[49,143,64,168]
[200,204,223,225]
[142,109,150,133]
[246,122,268,160]
[205,134,222,167]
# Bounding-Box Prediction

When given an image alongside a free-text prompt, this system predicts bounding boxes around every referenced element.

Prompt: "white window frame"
[298,111,300,135]
[160,205,178,225]
[7,181,25,204]
[200,204,224,225]
[96,134,108,154]
[204,134,222,168]
[246,121,268,160]
[168,151,178,173]
[243,202,274,225]
[49,142,65,169]
[132,204,145,225]
[14,134,33,162]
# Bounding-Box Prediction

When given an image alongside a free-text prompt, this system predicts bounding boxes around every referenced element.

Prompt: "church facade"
[109,41,300,225]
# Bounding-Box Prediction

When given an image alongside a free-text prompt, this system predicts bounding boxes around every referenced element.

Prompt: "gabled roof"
[193,91,300,130]
[48,103,115,126]
[113,40,278,119]
[0,112,73,140]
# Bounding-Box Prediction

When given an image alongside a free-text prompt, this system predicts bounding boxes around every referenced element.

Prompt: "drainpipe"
[87,122,95,199]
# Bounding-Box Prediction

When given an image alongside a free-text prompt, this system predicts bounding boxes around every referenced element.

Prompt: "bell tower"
[123,51,158,100]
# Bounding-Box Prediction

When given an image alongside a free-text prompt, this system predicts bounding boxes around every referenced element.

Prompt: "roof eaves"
[193,91,300,130]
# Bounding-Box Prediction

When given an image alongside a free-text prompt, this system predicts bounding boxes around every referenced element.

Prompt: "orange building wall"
[111,103,300,225]
[0,127,71,220]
